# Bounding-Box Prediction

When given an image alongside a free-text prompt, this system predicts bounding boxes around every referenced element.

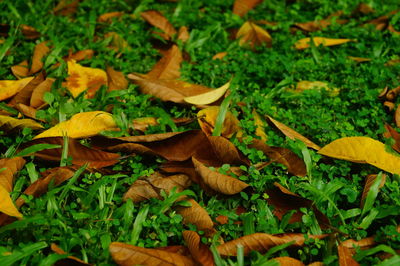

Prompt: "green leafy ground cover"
[1,0,400,265]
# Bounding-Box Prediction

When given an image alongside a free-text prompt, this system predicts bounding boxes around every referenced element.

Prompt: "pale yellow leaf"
[0,185,22,218]
[0,115,43,132]
[0,77,34,101]
[197,106,241,138]
[184,81,230,105]
[294,37,355,50]
[318,136,400,175]
[34,111,118,139]
[252,110,268,142]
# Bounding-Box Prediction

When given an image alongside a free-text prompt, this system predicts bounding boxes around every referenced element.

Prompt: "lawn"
[0,0,400,265]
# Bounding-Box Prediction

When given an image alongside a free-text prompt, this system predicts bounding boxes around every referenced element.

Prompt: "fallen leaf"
[106,66,128,92]
[212,52,228,60]
[396,105,400,128]
[64,49,94,62]
[360,174,386,209]
[146,45,182,79]
[291,11,347,33]
[197,106,241,138]
[131,117,193,133]
[338,238,375,266]
[318,137,400,175]
[127,73,212,104]
[183,231,214,266]
[53,0,79,16]
[34,111,118,139]
[9,71,46,106]
[176,198,214,233]
[30,78,55,108]
[123,179,159,203]
[184,81,230,105]
[140,10,177,40]
[266,116,321,150]
[30,42,50,74]
[63,60,108,98]
[216,215,229,225]
[0,115,43,133]
[0,185,22,218]
[177,26,189,42]
[252,109,268,142]
[192,157,249,195]
[236,21,272,48]
[383,123,400,153]
[20,24,41,39]
[15,104,40,121]
[0,77,34,101]
[348,56,371,63]
[217,233,327,256]
[0,157,26,193]
[51,243,90,265]
[273,257,304,266]
[249,139,307,176]
[291,81,339,96]
[233,0,263,17]
[294,37,355,50]
[105,32,130,52]
[11,60,30,78]
[21,137,120,168]
[98,11,124,23]
[109,242,195,266]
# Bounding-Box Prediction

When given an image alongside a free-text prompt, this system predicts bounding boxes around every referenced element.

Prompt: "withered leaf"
[233,0,263,17]
[21,137,120,168]
[51,243,90,265]
[30,42,50,74]
[338,238,375,266]
[15,104,40,121]
[183,231,214,266]
[0,115,43,133]
[217,233,327,256]
[128,73,211,104]
[236,21,272,48]
[383,123,400,153]
[109,242,195,266]
[106,66,128,92]
[11,60,29,79]
[146,45,182,80]
[292,11,347,33]
[273,257,304,266]
[9,71,46,107]
[192,157,249,195]
[53,0,79,16]
[131,117,193,133]
[124,179,159,203]
[20,24,41,39]
[266,115,321,150]
[140,10,177,40]
[30,78,55,108]
[105,32,130,52]
[294,37,355,50]
[360,174,386,209]
[0,77,34,101]
[98,11,124,23]
[177,26,189,43]
[0,157,26,193]
[396,105,400,128]
[212,52,228,60]
[64,49,94,62]
[252,109,268,142]
[197,106,241,138]
[176,198,214,233]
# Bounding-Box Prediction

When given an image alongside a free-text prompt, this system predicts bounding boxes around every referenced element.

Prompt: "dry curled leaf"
[348,56,371,63]
[197,106,241,138]
[63,49,94,63]
[396,105,400,128]
[266,116,321,150]
[0,185,22,218]
[183,231,214,266]
[34,111,118,139]
[106,66,128,92]
[192,157,249,195]
[0,115,43,133]
[236,21,272,48]
[30,78,55,108]
[361,174,386,209]
[146,45,182,80]
[20,24,41,39]
[212,52,228,60]
[63,60,108,98]
[109,242,195,266]
[184,81,230,105]
[176,198,214,233]
[141,10,177,40]
[338,238,375,266]
[217,233,327,256]
[15,104,40,121]
[11,60,29,79]
[292,81,339,96]
[0,157,26,193]
[383,123,400,153]
[291,11,347,33]
[295,37,355,50]
[0,77,34,101]
[318,136,400,175]
[9,71,46,107]
[233,0,263,17]
[30,42,50,74]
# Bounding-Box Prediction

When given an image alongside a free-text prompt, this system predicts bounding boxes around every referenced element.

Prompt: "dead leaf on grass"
[105,32,130,52]
[197,106,241,138]
[0,77,34,101]
[106,66,128,92]
[236,21,272,48]
[20,24,41,39]
[0,185,22,218]
[141,10,177,40]
[53,0,79,16]
[9,71,46,107]
[184,81,230,106]
[11,60,30,79]
[0,115,43,133]
[176,198,215,233]
[51,243,90,265]
[183,231,214,266]
[396,105,400,128]
[273,257,304,266]
[30,42,50,74]
[146,45,182,80]
[294,37,355,50]
[98,11,124,23]
[30,77,55,108]
[360,174,386,209]
[0,157,26,193]
[383,123,400,153]
[253,109,268,142]
[233,0,263,17]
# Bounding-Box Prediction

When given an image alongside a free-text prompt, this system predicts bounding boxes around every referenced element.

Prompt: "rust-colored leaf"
[109,242,195,266]
[360,174,386,209]
[236,21,272,48]
[64,49,94,62]
[106,66,128,92]
[141,10,177,40]
[98,11,124,23]
[128,73,211,104]
[197,106,241,138]
[176,198,214,233]
[249,139,307,177]
[183,231,214,266]
[396,105,400,128]
[53,0,79,16]
[212,52,228,60]
[233,0,263,17]
[266,116,321,150]
[146,45,182,80]
[51,243,90,265]
[131,117,193,133]
[292,11,347,33]
[11,60,30,79]
[20,137,119,168]
[192,157,249,195]
[383,123,400,153]
[217,233,327,256]
[30,77,55,108]
[30,42,50,74]
[273,257,304,266]
[9,71,46,107]
[124,179,159,203]
[20,24,41,39]
[0,157,26,193]
[0,77,34,101]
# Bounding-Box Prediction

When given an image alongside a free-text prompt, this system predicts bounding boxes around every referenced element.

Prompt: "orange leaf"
[273,257,304,266]
[9,71,45,107]
[146,45,182,80]
[53,0,79,16]
[30,42,50,74]
[64,49,94,62]
[30,77,55,108]
[141,10,177,40]
[0,157,26,193]
[233,0,263,17]
[212,52,228,60]
[109,242,196,266]
[11,60,29,79]
[0,77,34,101]
[183,231,214,266]
[64,60,108,98]
[396,105,400,128]
[98,11,124,23]
[15,104,40,121]
[177,26,190,43]
[236,21,272,48]
[176,198,214,233]
[106,66,128,92]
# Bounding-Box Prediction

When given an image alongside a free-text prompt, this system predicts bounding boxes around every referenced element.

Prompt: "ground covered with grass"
[1,0,400,265]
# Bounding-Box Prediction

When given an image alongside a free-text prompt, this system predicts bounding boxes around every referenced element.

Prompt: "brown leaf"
[176,198,214,233]
[192,157,249,195]
[266,182,330,227]
[64,49,94,62]
[106,66,128,92]
[337,238,375,266]
[217,233,327,256]
[396,105,400,128]
[131,117,194,133]
[98,11,124,23]
[383,123,400,153]
[30,42,50,74]
[236,21,272,48]
[216,215,229,225]
[183,231,214,266]
[266,116,321,150]
[141,10,177,40]
[212,52,228,60]
[160,160,203,187]
[0,157,26,193]
[360,174,386,209]
[105,32,130,52]
[294,37,355,50]
[233,0,263,17]
[11,60,30,79]
[51,243,90,265]
[123,179,159,203]
[146,45,182,80]
[20,24,40,39]
[53,0,79,16]
[109,242,195,266]
[20,137,119,168]
[9,71,46,107]
[292,11,347,33]
[30,78,55,108]
[273,257,304,266]
[15,104,40,121]
[128,73,211,104]
[249,139,307,177]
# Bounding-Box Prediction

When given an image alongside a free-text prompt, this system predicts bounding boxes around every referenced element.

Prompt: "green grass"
[1,0,400,265]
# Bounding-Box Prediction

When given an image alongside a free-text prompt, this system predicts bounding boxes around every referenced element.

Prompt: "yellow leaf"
[0,115,43,132]
[294,37,355,50]
[0,185,22,218]
[0,77,34,101]
[252,110,268,142]
[34,111,118,139]
[63,60,107,98]
[318,137,400,175]
[197,106,241,138]
[236,21,272,48]
[292,81,340,96]
[184,81,230,105]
